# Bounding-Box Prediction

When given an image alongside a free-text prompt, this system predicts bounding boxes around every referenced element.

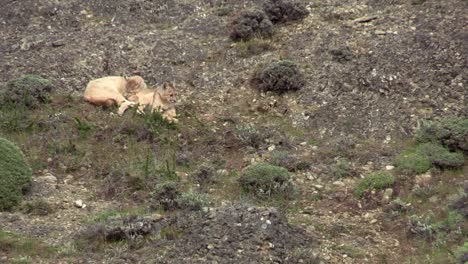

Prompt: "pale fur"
[83,76,147,115]
[124,82,178,123]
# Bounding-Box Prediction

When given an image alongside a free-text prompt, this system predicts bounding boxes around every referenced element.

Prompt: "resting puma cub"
[125,82,178,123]
[83,76,147,115]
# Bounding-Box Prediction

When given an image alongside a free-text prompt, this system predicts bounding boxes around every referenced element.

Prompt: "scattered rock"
[74,200,86,208]
[414,173,432,187]
[353,15,378,23]
[382,188,394,203]
[38,173,57,184]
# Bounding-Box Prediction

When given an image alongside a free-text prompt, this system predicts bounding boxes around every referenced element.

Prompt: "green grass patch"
[0,231,57,259]
[354,171,395,198]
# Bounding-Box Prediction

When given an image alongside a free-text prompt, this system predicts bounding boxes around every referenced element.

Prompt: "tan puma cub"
[125,82,178,123]
[83,76,147,115]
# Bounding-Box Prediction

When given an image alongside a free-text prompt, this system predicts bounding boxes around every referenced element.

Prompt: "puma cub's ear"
[163,82,175,90]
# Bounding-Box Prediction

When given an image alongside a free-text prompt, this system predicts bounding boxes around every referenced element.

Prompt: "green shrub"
[416,143,464,169]
[0,137,32,210]
[0,75,53,109]
[455,241,468,264]
[250,60,306,93]
[176,189,209,211]
[234,124,267,148]
[330,158,351,178]
[394,151,432,175]
[354,171,395,198]
[151,181,181,211]
[229,9,274,41]
[239,163,295,199]
[263,0,309,24]
[394,142,464,174]
[416,117,468,152]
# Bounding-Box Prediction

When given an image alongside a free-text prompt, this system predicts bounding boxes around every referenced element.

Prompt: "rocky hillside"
[0,0,466,263]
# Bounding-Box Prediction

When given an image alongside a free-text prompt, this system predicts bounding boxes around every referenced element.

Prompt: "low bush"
[416,117,468,152]
[394,151,432,175]
[151,181,181,211]
[250,60,305,93]
[176,189,209,211]
[0,74,53,109]
[455,241,468,264]
[239,163,295,199]
[416,143,464,169]
[0,137,32,211]
[229,9,274,41]
[263,0,309,24]
[354,171,395,198]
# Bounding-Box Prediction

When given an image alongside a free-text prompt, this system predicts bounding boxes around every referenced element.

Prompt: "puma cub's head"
[160,82,177,105]
[126,76,147,94]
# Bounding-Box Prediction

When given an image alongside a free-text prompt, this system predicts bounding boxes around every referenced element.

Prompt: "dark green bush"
[250,60,305,93]
[394,142,465,174]
[0,137,32,211]
[354,171,395,198]
[0,75,53,109]
[229,9,274,41]
[416,117,468,152]
[416,143,464,169]
[239,163,295,199]
[394,151,432,175]
[263,0,309,24]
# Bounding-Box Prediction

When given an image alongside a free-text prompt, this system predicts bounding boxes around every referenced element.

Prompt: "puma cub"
[126,82,178,123]
[83,76,147,115]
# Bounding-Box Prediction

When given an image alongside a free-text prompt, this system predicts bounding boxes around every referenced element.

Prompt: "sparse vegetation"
[151,181,181,211]
[250,60,306,93]
[176,189,210,211]
[234,124,267,148]
[22,199,53,216]
[229,9,274,41]
[330,158,351,179]
[239,163,295,199]
[0,137,32,211]
[263,0,310,23]
[236,38,274,57]
[354,171,395,198]
[0,231,57,259]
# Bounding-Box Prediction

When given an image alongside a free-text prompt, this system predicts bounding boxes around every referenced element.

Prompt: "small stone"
[64,174,74,184]
[268,145,275,151]
[353,15,378,23]
[151,214,163,221]
[207,244,214,250]
[332,181,345,187]
[382,188,393,203]
[51,40,65,47]
[74,200,85,208]
[415,173,432,187]
[313,184,323,190]
[385,165,395,171]
[370,219,378,224]
[39,173,57,184]
[47,158,53,163]
[375,30,387,35]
